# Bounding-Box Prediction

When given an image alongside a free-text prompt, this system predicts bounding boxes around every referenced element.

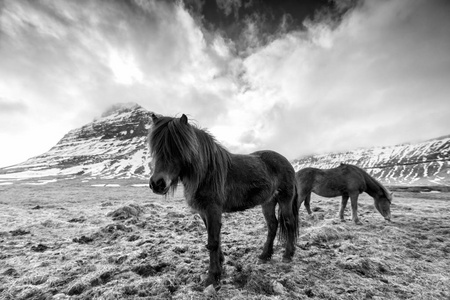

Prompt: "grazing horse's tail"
[278,185,299,244]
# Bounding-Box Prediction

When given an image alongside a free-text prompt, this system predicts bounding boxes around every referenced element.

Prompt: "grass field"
[0,179,449,299]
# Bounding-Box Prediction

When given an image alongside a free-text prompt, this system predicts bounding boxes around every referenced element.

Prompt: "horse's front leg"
[201,215,224,266]
[350,194,362,225]
[202,207,223,287]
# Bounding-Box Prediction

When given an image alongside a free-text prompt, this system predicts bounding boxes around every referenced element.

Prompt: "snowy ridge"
[1,102,449,186]
[292,137,450,186]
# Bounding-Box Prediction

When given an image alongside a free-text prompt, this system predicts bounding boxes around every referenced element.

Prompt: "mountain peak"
[101,102,144,118]
[0,103,155,180]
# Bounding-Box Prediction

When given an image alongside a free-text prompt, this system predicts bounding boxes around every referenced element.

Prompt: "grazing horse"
[296,164,392,225]
[148,114,299,287]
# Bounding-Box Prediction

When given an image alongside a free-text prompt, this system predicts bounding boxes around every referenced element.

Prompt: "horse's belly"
[312,185,344,198]
[223,188,273,213]
[222,203,257,213]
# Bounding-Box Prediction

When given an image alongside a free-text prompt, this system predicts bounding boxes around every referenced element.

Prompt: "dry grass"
[0,179,449,299]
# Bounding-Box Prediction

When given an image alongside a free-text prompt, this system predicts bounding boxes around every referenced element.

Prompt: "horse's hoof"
[203,278,218,288]
[282,256,292,263]
[258,253,272,261]
[354,220,363,225]
[204,284,217,296]
[258,258,270,264]
[202,274,220,288]
[340,219,346,223]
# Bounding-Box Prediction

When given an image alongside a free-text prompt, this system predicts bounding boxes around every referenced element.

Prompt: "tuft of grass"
[131,262,171,277]
[67,281,87,296]
[106,203,144,220]
[21,274,49,286]
[301,222,354,244]
[336,257,390,278]
[231,265,275,296]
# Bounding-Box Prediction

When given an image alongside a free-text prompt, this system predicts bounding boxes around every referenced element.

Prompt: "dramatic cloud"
[261,0,450,156]
[0,0,449,167]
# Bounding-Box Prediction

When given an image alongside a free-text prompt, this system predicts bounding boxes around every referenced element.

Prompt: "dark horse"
[148,114,299,287]
[296,164,392,225]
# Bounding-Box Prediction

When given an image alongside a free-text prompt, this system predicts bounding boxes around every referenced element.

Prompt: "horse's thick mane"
[343,164,392,202]
[150,116,231,197]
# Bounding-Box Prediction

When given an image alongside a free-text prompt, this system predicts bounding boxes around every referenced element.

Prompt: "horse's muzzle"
[149,177,169,195]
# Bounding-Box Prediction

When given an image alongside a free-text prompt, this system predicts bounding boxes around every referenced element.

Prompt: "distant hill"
[1,103,449,186]
[292,136,450,186]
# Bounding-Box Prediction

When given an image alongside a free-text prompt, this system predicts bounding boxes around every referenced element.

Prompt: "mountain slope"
[292,136,450,186]
[0,103,154,180]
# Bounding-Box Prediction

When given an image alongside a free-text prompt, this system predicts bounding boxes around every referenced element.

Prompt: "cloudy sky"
[1,0,449,168]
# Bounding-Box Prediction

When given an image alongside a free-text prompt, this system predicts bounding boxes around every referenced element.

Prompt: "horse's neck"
[363,173,383,198]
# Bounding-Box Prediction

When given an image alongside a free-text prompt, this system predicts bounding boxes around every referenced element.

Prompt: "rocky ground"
[0,179,449,299]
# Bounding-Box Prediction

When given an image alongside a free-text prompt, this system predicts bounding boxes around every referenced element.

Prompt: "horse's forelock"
[149,117,170,158]
[167,118,199,163]
[149,116,200,167]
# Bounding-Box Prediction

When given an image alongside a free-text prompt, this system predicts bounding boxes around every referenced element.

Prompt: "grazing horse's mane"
[149,116,231,197]
[343,163,392,202]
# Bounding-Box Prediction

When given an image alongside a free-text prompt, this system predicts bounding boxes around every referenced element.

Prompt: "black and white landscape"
[1,0,450,299]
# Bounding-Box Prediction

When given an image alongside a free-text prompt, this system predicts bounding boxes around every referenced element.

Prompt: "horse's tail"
[292,185,300,241]
[278,185,300,244]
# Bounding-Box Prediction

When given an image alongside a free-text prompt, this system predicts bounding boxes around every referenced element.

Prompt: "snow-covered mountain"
[0,103,154,180]
[292,136,450,186]
[1,102,449,186]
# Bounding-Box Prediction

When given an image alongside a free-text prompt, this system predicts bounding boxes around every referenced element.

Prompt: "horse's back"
[251,150,295,176]
[248,150,296,190]
[296,167,321,180]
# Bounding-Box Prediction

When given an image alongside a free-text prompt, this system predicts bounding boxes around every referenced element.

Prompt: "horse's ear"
[180,114,188,125]
[151,113,158,122]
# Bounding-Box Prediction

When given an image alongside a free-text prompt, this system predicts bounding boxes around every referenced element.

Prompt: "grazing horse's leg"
[304,193,313,215]
[202,207,223,287]
[299,191,313,215]
[259,200,278,261]
[350,194,362,225]
[339,195,349,222]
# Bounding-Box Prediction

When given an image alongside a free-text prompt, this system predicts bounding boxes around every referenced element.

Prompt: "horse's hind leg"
[339,195,349,222]
[350,194,362,225]
[278,199,297,262]
[259,200,278,261]
[298,189,313,216]
[304,193,313,215]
